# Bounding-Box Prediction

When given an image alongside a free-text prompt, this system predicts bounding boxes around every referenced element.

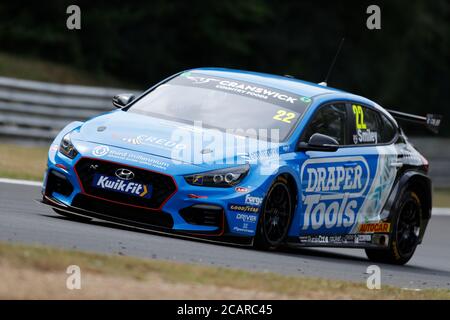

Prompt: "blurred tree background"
[0,0,448,135]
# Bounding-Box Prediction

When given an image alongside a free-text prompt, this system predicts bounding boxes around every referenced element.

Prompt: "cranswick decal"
[300,156,373,234]
[173,72,312,110]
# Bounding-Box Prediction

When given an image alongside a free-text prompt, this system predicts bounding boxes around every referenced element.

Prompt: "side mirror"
[112,93,135,108]
[298,133,339,152]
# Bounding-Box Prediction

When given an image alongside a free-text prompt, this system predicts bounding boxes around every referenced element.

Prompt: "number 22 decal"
[273,110,296,123]
[352,104,367,129]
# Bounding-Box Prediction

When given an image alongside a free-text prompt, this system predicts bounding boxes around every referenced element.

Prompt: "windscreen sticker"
[171,72,311,110]
[352,104,367,130]
[273,109,297,123]
[352,104,378,144]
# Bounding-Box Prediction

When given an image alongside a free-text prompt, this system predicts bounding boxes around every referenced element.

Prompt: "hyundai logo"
[115,168,135,180]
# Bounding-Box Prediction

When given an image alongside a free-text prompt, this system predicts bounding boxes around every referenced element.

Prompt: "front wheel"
[254,176,293,250]
[365,190,421,265]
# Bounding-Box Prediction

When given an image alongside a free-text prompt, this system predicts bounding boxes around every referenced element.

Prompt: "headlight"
[184,164,250,187]
[59,133,78,159]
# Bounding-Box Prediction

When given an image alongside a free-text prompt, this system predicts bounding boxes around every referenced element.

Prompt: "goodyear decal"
[300,156,376,234]
[228,204,259,213]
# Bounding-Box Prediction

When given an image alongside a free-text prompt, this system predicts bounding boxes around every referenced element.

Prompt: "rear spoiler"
[387,109,443,134]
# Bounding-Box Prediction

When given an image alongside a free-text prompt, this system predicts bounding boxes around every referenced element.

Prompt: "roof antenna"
[319,38,345,87]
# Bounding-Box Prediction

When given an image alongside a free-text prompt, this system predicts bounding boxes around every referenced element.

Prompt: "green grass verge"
[0,143,47,181]
[1,241,449,299]
[434,189,450,207]
[0,51,134,88]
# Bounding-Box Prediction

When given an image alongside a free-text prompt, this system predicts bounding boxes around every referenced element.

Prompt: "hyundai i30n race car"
[40,68,441,265]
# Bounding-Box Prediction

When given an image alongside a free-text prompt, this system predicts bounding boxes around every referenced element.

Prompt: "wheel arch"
[406,173,432,220]
[277,171,299,212]
[382,170,432,243]
[384,171,431,218]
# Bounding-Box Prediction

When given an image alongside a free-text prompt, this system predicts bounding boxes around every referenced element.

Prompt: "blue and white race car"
[41,68,441,265]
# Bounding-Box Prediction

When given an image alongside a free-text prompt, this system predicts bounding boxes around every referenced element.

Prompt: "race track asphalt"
[1,181,449,289]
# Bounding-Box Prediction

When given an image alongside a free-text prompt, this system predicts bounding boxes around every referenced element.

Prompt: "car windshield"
[127,72,312,141]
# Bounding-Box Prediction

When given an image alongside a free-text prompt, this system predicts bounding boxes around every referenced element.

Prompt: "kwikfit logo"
[92,174,152,198]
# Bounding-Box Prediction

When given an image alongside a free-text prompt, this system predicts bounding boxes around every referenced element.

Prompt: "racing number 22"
[352,104,367,129]
[273,110,296,123]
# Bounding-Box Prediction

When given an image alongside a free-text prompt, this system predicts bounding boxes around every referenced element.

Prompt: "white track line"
[0,178,41,187]
[432,208,450,217]
[1,178,450,216]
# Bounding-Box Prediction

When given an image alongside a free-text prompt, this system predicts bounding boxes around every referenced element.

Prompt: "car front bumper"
[42,141,269,241]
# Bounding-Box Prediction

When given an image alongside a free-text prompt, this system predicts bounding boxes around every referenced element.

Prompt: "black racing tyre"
[254,176,294,250]
[365,190,421,265]
[53,209,93,222]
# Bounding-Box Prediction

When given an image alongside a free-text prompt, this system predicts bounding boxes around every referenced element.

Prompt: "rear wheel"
[365,190,421,265]
[53,209,92,223]
[254,176,293,250]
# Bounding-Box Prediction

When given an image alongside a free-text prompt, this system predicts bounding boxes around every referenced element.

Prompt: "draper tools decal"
[300,156,375,234]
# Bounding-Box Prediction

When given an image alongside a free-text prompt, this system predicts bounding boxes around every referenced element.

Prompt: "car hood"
[71,110,288,169]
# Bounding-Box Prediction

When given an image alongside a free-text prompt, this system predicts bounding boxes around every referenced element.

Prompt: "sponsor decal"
[352,105,378,144]
[91,146,170,171]
[245,194,263,206]
[236,213,258,223]
[92,174,152,199]
[232,226,254,234]
[299,234,372,244]
[300,97,312,103]
[351,145,397,230]
[353,129,378,144]
[92,145,109,157]
[119,134,186,150]
[357,234,372,242]
[273,109,297,123]
[50,144,59,152]
[228,204,259,213]
[300,156,372,232]
[232,212,258,234]
[239,148,279,162]
[177,72,311,110]
[235,186,249,193]
[185,75,298,104]
[299,235,330,244]
[358,222,390,233]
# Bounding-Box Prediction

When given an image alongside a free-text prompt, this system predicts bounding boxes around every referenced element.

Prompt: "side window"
[379,113,397,143]
[302,104,347,145]
[351,104,396,145]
